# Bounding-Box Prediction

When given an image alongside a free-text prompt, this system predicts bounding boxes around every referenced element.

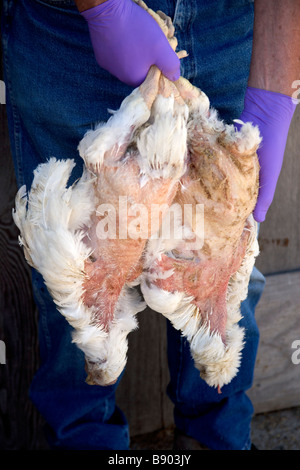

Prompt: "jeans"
[1,0,265,450]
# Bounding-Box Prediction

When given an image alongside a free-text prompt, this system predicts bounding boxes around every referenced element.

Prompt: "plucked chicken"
[13,2,261,390]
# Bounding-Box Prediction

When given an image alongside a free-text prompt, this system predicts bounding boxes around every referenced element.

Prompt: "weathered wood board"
[247,270,300,414]
[0,106,48,449]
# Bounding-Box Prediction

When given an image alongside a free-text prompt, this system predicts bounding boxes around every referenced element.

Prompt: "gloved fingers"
[235,87,297,223]
[252,139,284,222]
[253,174,278,223]
[155,47,181,82]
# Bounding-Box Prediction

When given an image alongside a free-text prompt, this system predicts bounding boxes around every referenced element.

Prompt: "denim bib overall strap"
[1,0,265,450]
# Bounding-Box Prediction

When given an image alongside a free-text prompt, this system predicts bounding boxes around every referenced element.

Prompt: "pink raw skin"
[152,230,249,344]
[82,174,177,329]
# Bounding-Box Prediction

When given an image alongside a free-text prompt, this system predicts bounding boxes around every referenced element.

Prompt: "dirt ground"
[130,406,300,450]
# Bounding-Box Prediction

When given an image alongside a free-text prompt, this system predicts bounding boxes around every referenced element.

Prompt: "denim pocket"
[33,0,76,9]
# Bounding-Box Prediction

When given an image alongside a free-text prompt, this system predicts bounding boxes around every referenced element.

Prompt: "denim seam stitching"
[32,275,53,361]
[1,8,24,188]
[175,335,184,403]
[33,0,77,11]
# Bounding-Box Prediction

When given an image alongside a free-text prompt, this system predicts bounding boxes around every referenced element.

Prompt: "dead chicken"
[13,3,261,390]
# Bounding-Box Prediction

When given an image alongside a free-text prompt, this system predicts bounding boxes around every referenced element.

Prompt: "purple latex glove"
[238,87,297,222]
[81,0,180,87]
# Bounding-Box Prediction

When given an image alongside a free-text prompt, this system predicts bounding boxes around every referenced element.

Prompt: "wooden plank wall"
[1,44,300,448]
[0,79,48,448]
[248,271,300,414]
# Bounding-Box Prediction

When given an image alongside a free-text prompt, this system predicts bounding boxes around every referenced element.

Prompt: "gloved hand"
[238,87,297,222]
[81,0,180,87]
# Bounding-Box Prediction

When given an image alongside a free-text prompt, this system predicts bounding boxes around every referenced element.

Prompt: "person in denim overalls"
[1,0,298,450]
